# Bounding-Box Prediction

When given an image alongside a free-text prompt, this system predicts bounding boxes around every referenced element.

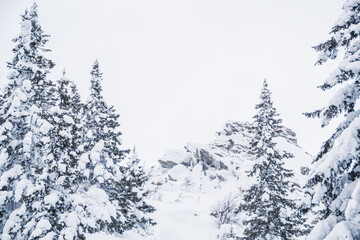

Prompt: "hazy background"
[0,0,343,165]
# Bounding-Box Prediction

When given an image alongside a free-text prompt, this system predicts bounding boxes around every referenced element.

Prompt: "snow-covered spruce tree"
[22,70,87,240]
[52,70,84,191]
[77,60,154,235]
[236,80,304,240]
[122,147,155,229]
[0,3,57,239]
[304,1,360,239]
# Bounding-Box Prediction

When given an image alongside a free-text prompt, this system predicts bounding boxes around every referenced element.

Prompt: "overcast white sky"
[0,0,343,165]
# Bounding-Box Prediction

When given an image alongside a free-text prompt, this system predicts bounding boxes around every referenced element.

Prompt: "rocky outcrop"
[158,149,194,169]
[157,121,311,183]
[159,160,178,169]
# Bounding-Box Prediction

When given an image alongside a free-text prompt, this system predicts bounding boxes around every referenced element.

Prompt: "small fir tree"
[122,147,156,229]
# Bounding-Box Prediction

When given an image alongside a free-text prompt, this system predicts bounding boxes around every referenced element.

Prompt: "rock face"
[157,121,306,175]
[158,160,178,169]
[158,149,194,169]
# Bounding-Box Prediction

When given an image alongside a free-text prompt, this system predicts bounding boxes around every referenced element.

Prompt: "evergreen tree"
[0,3,56,239]
[53,70,84,191]
[237,80,304,240]
[24,70,86,239]
[304,0,360,238]
[122,148,156,229]
[75,60,154,235]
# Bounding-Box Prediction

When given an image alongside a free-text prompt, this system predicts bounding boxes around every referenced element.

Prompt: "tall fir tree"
[237,80,304,240]
[305,0,360,239]
[21,71,86,239]
[0,3,56,239]
[75,60,154,235]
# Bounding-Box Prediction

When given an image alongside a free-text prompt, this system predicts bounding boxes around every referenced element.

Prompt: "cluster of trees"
[0,3,154,239]
[2,0,360,239]
[226,0,360,239]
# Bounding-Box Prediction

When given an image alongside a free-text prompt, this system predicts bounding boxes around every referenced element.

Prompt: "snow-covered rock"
[158,149,193,169]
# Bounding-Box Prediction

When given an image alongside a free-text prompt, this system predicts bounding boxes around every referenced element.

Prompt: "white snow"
[6,69,18,80]
[59,130,71,138]
[90,141,104,162]
[77,145,84,152]
[58,163,67,173]
[86,130,93,138]
[0,150,9,168]
[151,199,218,240]
[30,218,52,238]
[63,115,74,124]
[79,153,89,169]
[20,20,31,37]
[14,178,30,201]
[90,152,101,162]
[11,96,21,109]
[50,106,62,115]
[69,186,117,225]
[94,165,104,176]
[22,79,31,91]
[0,165,23,188]
[44,191,60,206]
[40,136,50,144]
[40,120,52,135]
[3,121,13,131]
[2,204,26,240]
[39,232,55,240]
[160,149,193,166]
[59,211,79,240]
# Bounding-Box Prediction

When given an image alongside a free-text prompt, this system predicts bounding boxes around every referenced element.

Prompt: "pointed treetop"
[91,59,101,75]
[255,78,275,112]
[58,68,70,85]
[90,59,102,79]
[263,78,268,87]
[23,3,38,19]
[259,78,271,99]
[90,59,104,100]
[30,2,38,13]
[252,78,282,140]
[7,2,54,73]
[130,146,139,162]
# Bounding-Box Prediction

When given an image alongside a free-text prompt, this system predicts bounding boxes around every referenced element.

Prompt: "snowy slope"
[145,121,313,240]
[86,121,312,239]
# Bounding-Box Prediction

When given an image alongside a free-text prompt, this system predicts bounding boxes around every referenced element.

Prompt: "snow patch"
[63,115,74,124]
[44,191,60,206]
[22,80,31,91]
